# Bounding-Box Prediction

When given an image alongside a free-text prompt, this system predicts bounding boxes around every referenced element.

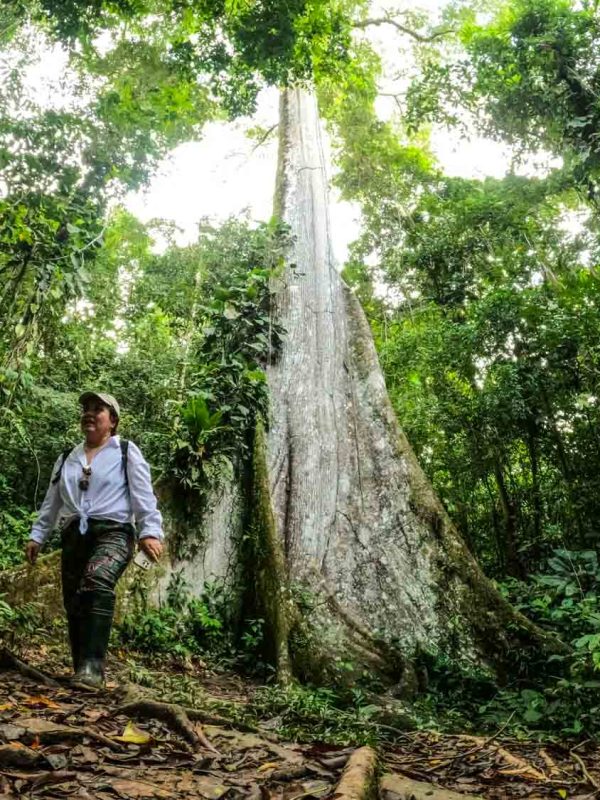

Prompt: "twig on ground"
[571,749,600,791]
[0,647,59,688]
[424,710,517,773]
[184,707,260,734]
[14,719,124,752]
[373,722,413,741]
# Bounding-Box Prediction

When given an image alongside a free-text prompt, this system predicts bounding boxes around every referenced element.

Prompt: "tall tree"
[251,87,566,685]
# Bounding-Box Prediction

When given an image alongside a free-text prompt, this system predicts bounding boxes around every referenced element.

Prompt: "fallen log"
[333,747,378,800]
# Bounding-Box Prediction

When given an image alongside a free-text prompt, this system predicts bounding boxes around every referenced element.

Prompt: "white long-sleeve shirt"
[29,436,164,545]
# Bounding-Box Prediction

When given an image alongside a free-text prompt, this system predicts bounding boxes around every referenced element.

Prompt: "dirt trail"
[0,646,597,799]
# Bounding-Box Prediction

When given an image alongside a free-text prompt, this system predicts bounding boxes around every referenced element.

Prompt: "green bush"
[0,508,33,570]
[118,595,225,660]
[416,549,600,740]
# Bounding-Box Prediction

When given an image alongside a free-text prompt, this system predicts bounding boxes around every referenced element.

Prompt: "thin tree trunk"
[482,473,504,573]
[526,426,543,566]
[540,389,584,544]
[493,460,523,579]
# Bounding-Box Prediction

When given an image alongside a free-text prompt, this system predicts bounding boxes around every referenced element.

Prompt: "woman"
[25,391,164,688]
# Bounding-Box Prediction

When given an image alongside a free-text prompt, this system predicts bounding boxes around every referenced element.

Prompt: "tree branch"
[354,17,455,43]
[250,124,278,154]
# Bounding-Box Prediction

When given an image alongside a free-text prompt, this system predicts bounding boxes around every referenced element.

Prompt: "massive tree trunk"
[260,88,565,687]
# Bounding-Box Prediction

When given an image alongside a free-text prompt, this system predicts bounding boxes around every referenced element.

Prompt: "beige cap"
[79,391,121,418]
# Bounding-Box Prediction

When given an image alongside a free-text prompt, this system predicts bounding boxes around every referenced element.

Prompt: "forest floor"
[0,629,597,800]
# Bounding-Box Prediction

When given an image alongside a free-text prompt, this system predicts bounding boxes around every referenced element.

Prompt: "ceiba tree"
[248,87,566,687]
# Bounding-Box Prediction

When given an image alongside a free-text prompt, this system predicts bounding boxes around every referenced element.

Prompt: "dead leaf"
[257,762,280,773]
[0,723,26,740]
[23,696,62,710]
[109,778,171,798]
[30,770,78,789]
[12,716,68,733]
[82,708,106,723]
[71,744,99,764]
[298,780,331,797]
[0,743,44,768]
[175,774,197,793]
[195,776,230,799]
[111,720,152,745]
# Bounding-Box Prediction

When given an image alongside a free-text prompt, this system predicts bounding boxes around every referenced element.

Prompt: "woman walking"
[25,391,164,688]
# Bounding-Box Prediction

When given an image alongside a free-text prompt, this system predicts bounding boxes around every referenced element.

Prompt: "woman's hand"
[25,541,41,565]
[139,537,163,562]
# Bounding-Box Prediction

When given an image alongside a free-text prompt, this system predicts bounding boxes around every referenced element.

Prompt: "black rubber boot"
[66,611,81,672]
[71,590,115,689]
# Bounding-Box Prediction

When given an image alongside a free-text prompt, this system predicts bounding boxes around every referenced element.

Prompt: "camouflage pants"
[61,519,135,617]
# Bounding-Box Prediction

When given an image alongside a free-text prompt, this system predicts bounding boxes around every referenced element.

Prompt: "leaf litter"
[0,647,598,799]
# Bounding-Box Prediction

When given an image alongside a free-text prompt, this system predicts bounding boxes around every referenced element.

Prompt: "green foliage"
[395,549,600,740]
[0,209,290,567]
[0,510,34,570]
[16,0,356,117]
[118,578,228,659]
[327,53,600,575]
[0,26,212,400]
[4,0,600,743]
[118,573,271,675]
[408,0,600,199]
[0,598,45,647]
[343,160,600,576]
[481,549,600,738]
[248,684,385,745]
[170,220,289,509]
[318,2,600,736]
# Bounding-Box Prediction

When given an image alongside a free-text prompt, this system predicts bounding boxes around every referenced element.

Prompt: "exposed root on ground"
[0,646,59,688]
[119,694,220,754]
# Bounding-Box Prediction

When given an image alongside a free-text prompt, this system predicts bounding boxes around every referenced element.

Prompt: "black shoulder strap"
[51,447,74,485]
[120,439,129,487]
[51,441,130,486]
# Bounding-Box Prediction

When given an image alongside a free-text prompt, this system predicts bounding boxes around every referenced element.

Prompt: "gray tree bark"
[263,87,565,686]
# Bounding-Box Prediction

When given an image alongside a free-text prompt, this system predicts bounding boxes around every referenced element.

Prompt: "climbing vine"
[169,219,290,539]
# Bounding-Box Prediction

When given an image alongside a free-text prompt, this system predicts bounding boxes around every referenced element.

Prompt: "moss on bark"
[246,418,294,684]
